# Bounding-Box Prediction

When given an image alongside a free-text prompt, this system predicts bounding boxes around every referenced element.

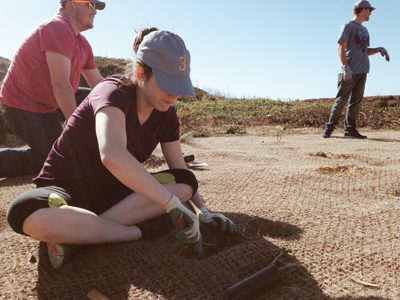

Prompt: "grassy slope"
[1,56,399,145]
[177,95,400,137]
[0,56,11,84]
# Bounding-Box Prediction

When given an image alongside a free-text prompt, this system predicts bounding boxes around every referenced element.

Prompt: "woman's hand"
[164,195,201,244]
[199,207,237,234]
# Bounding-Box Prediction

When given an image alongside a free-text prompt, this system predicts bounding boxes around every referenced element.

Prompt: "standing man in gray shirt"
[322,0,390,139]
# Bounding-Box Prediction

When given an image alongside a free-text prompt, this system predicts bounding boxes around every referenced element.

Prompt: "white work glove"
[378,47,390,62]
[198,207,237,234]
[341,65,353,84]
[164,195,201,244]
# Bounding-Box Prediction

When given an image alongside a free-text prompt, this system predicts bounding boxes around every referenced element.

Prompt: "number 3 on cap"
[179,55,187,71]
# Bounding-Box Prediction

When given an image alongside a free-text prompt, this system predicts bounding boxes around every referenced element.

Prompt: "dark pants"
[7,169,198,237]
[0,88,91,178]
[326,73,367,131]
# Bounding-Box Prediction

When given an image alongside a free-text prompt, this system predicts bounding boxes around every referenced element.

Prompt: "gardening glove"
[378,47,390,62]
[341,65,353,84]
[164,195,201,244]
[198,207,237,234]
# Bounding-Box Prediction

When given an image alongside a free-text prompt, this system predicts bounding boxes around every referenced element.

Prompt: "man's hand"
[341,65,353,84]
[378,47,390,62]
[199,207,237,234]
[164,195,201,244]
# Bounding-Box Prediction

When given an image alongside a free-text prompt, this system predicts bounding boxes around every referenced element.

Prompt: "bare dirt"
[0,127,399,299]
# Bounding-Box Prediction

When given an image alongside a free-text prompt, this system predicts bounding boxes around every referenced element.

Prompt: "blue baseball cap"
[354,0,375,11]
[136,30,195,97]
[60,0,106,10]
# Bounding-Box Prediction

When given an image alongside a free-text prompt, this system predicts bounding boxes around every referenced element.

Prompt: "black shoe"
[344,129,367,139]
[137,214,175,240]
[322,126,335,138]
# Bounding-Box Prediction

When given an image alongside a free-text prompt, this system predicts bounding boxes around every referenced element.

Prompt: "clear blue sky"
[0,0,398,100]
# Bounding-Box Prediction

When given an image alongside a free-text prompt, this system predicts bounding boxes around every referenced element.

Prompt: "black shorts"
[7,169,198,235]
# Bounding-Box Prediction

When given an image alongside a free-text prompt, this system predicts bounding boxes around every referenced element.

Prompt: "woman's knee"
[21,209,54,239]
[6,188,56,235]
[169,169,198,197]
[152,168,199,200]
[178,184,194,202]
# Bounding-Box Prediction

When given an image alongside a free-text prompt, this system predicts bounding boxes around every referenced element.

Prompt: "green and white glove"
[164,195,201,244]
[198,207,237,234]
[341,65,353,84]
[378,47,390,62]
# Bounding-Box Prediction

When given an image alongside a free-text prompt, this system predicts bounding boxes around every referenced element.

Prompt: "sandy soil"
[0,127,399,299]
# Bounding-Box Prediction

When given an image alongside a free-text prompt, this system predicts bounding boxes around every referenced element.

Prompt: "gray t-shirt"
[338,21,370,74]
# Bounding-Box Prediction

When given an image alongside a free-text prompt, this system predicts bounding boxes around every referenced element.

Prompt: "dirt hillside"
[0,127,399,299]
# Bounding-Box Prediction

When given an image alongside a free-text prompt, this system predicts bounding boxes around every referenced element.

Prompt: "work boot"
[322,126,335,138]
[136,214,175,240]
[344,129,367,139]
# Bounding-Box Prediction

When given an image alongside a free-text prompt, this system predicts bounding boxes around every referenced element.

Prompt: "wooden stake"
[87,289,112,300]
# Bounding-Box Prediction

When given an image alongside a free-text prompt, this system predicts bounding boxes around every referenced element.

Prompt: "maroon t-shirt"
[0,13,96,113]
[34,76,180,186]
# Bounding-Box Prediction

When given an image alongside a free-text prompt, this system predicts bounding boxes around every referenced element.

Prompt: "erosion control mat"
[1,128,399,299]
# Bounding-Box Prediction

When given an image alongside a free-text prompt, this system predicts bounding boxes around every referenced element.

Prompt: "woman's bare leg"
[23,205,142,244]
[100,183,193,224]
[22,183,192,244]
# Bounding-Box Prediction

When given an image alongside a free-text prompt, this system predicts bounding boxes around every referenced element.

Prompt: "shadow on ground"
[335,298,389,300]
[23,213,384,300]
[323,136,400,143]
[368,137,400,143]
[0,176,394,299]
[0,175,32,188]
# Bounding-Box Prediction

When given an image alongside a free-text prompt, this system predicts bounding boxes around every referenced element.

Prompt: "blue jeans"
[0,87,91,178]
[326,73,367,131]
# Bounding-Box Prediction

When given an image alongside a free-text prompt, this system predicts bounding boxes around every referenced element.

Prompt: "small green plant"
[180,132,194,144]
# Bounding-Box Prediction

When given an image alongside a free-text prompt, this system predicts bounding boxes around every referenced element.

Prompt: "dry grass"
[2,55,399,144]
[176,95,400,138]
[315,164,365,175]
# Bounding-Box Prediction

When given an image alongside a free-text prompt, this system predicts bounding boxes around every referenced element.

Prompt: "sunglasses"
[70,0,96,10]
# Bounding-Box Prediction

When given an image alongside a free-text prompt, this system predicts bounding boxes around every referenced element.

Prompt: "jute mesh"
[1,129,399,299]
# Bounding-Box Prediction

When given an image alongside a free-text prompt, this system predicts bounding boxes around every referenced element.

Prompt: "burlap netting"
[1,130,400,299]
[1,217,319,299]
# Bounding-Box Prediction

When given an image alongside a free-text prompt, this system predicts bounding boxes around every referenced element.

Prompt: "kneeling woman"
[6,30,235,269]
